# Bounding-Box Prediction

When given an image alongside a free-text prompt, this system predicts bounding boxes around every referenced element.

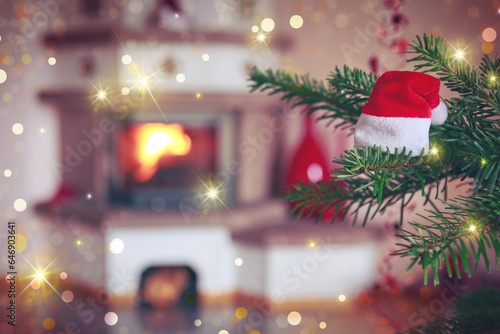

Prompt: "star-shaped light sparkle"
[19,253,59,296]
[206,187,218,200]
[188,169,236,218]
[450,45,470,65]
[19,253,80,316]
[250,28,272,54]
[439,33,471,66]
[33,268,48,283]
[84,191,94,201]
[466,222,478,235]
[91,85,112,106]
[199,181,225,208]
[308,239,317,248]
[194,91,203,100]
[109,26,170,123]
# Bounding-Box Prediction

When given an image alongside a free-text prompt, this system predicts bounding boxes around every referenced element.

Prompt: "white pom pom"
[431,100,448,125]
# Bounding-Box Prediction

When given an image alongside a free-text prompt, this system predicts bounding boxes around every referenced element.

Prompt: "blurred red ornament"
[377,26,387,39]
[396,38,408,54]
[391,12,409,30]
[390,38,408,55]
[285,114,345,221]
[369,56,380,74]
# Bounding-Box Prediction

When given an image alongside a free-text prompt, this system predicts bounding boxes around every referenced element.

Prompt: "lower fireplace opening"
[138,265,198,310]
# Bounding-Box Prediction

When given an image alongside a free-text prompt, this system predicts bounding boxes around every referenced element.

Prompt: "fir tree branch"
[404,289,500,333]
[408,33,500,114]
[327,65,377,97]
[286,147,464,228]
[248,66,373,131]
[394,190,500,285]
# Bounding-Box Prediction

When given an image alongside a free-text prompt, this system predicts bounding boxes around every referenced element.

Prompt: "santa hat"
[354,71,448,156]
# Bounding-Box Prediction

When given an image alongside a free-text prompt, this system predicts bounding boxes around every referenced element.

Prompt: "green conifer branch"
[404,289,500,333]
[248,66,374,131]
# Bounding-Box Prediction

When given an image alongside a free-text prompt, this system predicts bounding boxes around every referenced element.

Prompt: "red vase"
[285,114,345,221]
[286,114,328,186]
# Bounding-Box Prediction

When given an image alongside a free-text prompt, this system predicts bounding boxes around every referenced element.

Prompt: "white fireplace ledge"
[107,199,290,231]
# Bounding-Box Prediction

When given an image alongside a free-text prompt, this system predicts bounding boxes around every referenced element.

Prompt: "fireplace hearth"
[108,109,237,209]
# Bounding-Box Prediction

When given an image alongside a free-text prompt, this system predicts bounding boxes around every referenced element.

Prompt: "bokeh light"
[122,54,132,65]
[0,69,6,84]
[48,57,56,65]
[338,294,346,302]
[43,318,55,330]
[235,307,248,319]
[60,272,68,280]
[22,54,32,64]
[287,311,301,325]
[104,312,118,326]
[319,321,327,329]
[419,286,432,299]
[234,257,243,266]
[483,27,497,42]
[261,18,275,32]
[14,198,27,212]
[176,73,186,83]
[12,123,24,135]
[4,169,12,177]
[202,53,210,61]
[194,319,202,327]
[62,290,74,303]
[109,238,125,254]
[467,6,480,19]
[482,42,494,54]
[14,234,26,252]
[290,15,303,29]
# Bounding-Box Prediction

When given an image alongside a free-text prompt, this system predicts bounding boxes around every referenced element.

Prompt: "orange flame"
[133,123,191,182]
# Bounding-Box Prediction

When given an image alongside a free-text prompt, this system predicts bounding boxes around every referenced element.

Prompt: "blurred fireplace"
[107,110,237,209]
[139,265,197,310]
[137,265,198,331]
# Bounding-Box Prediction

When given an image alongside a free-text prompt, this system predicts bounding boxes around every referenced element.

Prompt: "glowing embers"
[120,123,192,182]
[139,266,197,310]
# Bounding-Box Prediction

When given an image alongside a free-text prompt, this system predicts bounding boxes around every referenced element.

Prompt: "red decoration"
[391,38,409,55]
[285,114,345,221]
[362,71,440,118]
[286,114,328,186]
[368,0,410,73]
[369,56,380,75]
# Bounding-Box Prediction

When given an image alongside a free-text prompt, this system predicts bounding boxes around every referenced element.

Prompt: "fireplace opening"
[138,265,198,310]
[118,122,216,187]
[107,111,237,209]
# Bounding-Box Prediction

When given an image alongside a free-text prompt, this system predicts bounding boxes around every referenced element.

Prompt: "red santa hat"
[354,71,448,156]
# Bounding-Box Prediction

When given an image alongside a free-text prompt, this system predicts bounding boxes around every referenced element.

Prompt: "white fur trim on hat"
[431,100,448,126]
[354,113,431,156]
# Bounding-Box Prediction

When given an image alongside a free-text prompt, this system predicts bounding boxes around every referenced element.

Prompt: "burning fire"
[131,123,192,182]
